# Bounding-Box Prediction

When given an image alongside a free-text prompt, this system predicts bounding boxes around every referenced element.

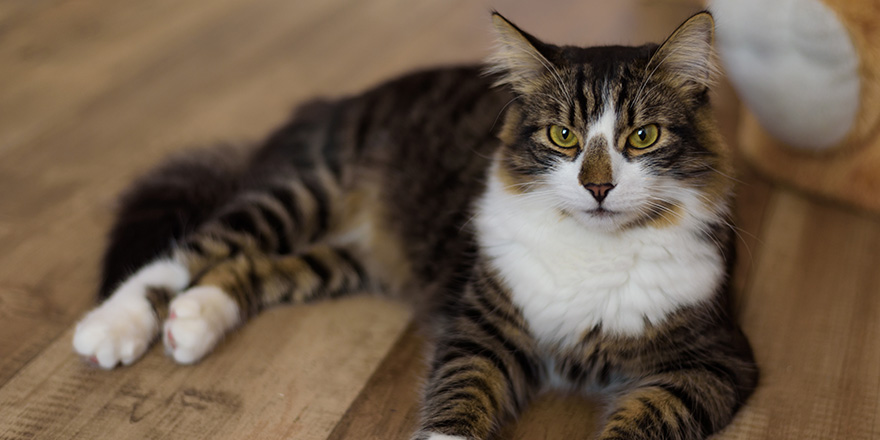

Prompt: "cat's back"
[253,66,508,183]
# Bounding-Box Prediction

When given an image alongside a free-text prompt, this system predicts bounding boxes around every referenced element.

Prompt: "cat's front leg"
[413,341,536,440]
[412,287,542,440]
[597,367,754,440]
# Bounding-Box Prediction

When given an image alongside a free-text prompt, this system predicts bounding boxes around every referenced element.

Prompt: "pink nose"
[583,183,615,203]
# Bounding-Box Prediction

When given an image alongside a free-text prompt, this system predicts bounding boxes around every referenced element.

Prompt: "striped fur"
[74,11,756,440]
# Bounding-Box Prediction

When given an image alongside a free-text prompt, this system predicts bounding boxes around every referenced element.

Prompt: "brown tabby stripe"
[186,244,367,318]
[599,379,720,440]
[268,185,303,226]
[170,166,340,271]
[416,263,541,439]
[249,195,294,254]
[545,300,755,440]
[299,174,332,241]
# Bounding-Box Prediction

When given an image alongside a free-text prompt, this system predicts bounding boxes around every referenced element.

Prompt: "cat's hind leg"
[162,285,239,365]
[73,259,190,369]
[74,147,247,369]
[74,162,344,368]
[162,244,369,364]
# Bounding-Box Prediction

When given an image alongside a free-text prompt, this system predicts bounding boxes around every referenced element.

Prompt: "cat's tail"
[97,145,250,300]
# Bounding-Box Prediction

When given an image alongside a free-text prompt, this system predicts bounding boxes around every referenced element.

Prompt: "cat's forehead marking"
[585,98,617,147]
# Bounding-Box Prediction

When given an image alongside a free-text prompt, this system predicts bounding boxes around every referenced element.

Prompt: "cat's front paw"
[163,286,240,364]
[73,295,159,369]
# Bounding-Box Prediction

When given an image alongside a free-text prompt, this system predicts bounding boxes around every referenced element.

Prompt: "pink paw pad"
[166,329,176,349]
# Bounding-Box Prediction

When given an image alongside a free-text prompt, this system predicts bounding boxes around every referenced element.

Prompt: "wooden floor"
[1,1,878,439]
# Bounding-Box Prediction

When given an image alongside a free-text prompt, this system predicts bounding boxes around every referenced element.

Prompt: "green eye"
[548,125,579,148]
[627,124,660,149]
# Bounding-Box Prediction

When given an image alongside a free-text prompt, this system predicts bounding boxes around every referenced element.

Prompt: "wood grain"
[728,189,880,439]
[1,0,879,439]
[0,298,410,440]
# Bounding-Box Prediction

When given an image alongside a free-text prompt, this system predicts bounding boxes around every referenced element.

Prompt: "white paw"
[73,259,190,369]
[163,286,240,365]
[73,295,158,369]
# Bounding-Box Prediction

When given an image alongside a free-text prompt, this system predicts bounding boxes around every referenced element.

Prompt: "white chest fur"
[474,175,724,346]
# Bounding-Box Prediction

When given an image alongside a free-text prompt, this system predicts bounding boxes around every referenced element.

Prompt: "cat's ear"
[485,12,557,93]
[649,11,718,95]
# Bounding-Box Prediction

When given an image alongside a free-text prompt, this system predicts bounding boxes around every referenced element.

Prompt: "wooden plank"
[0,0,63,35]
[726,189,880,439]
[0,286,69,385]
[0,298,411,440]
[326,325,425,440]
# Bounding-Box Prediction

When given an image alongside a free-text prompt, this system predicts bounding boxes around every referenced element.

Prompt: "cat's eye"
[627,124,660,149]
[547,125,579,148]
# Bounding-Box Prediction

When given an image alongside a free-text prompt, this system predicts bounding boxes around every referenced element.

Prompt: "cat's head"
[487,12,732,232]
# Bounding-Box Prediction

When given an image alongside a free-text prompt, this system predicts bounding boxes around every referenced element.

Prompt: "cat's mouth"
[584,207,619,218]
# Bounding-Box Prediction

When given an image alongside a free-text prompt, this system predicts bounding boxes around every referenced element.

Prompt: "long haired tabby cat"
[73,11,757,440]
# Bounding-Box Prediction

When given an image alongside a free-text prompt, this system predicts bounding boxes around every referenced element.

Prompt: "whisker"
[705,164,746,185]
[490,94,527,133]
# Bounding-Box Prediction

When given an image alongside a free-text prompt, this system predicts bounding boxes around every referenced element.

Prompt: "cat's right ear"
[485,12,556,93]
[648,12,718,96]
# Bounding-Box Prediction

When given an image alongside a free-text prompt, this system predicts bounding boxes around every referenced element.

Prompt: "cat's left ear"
[485,12,558,93]
[650,11,718,95]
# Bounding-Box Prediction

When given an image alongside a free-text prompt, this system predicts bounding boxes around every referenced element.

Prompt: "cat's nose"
[584,183,615,203]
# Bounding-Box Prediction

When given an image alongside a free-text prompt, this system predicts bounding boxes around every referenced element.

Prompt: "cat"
[73,11,757,440]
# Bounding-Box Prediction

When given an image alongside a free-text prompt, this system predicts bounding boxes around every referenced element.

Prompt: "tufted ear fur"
[485,12,558,94]
[649,12,719,96]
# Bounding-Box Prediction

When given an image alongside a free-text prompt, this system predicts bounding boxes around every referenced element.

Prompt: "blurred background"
[0,0,878,439]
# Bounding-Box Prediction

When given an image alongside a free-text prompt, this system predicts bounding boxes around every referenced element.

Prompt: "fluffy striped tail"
[98,145,249,299]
